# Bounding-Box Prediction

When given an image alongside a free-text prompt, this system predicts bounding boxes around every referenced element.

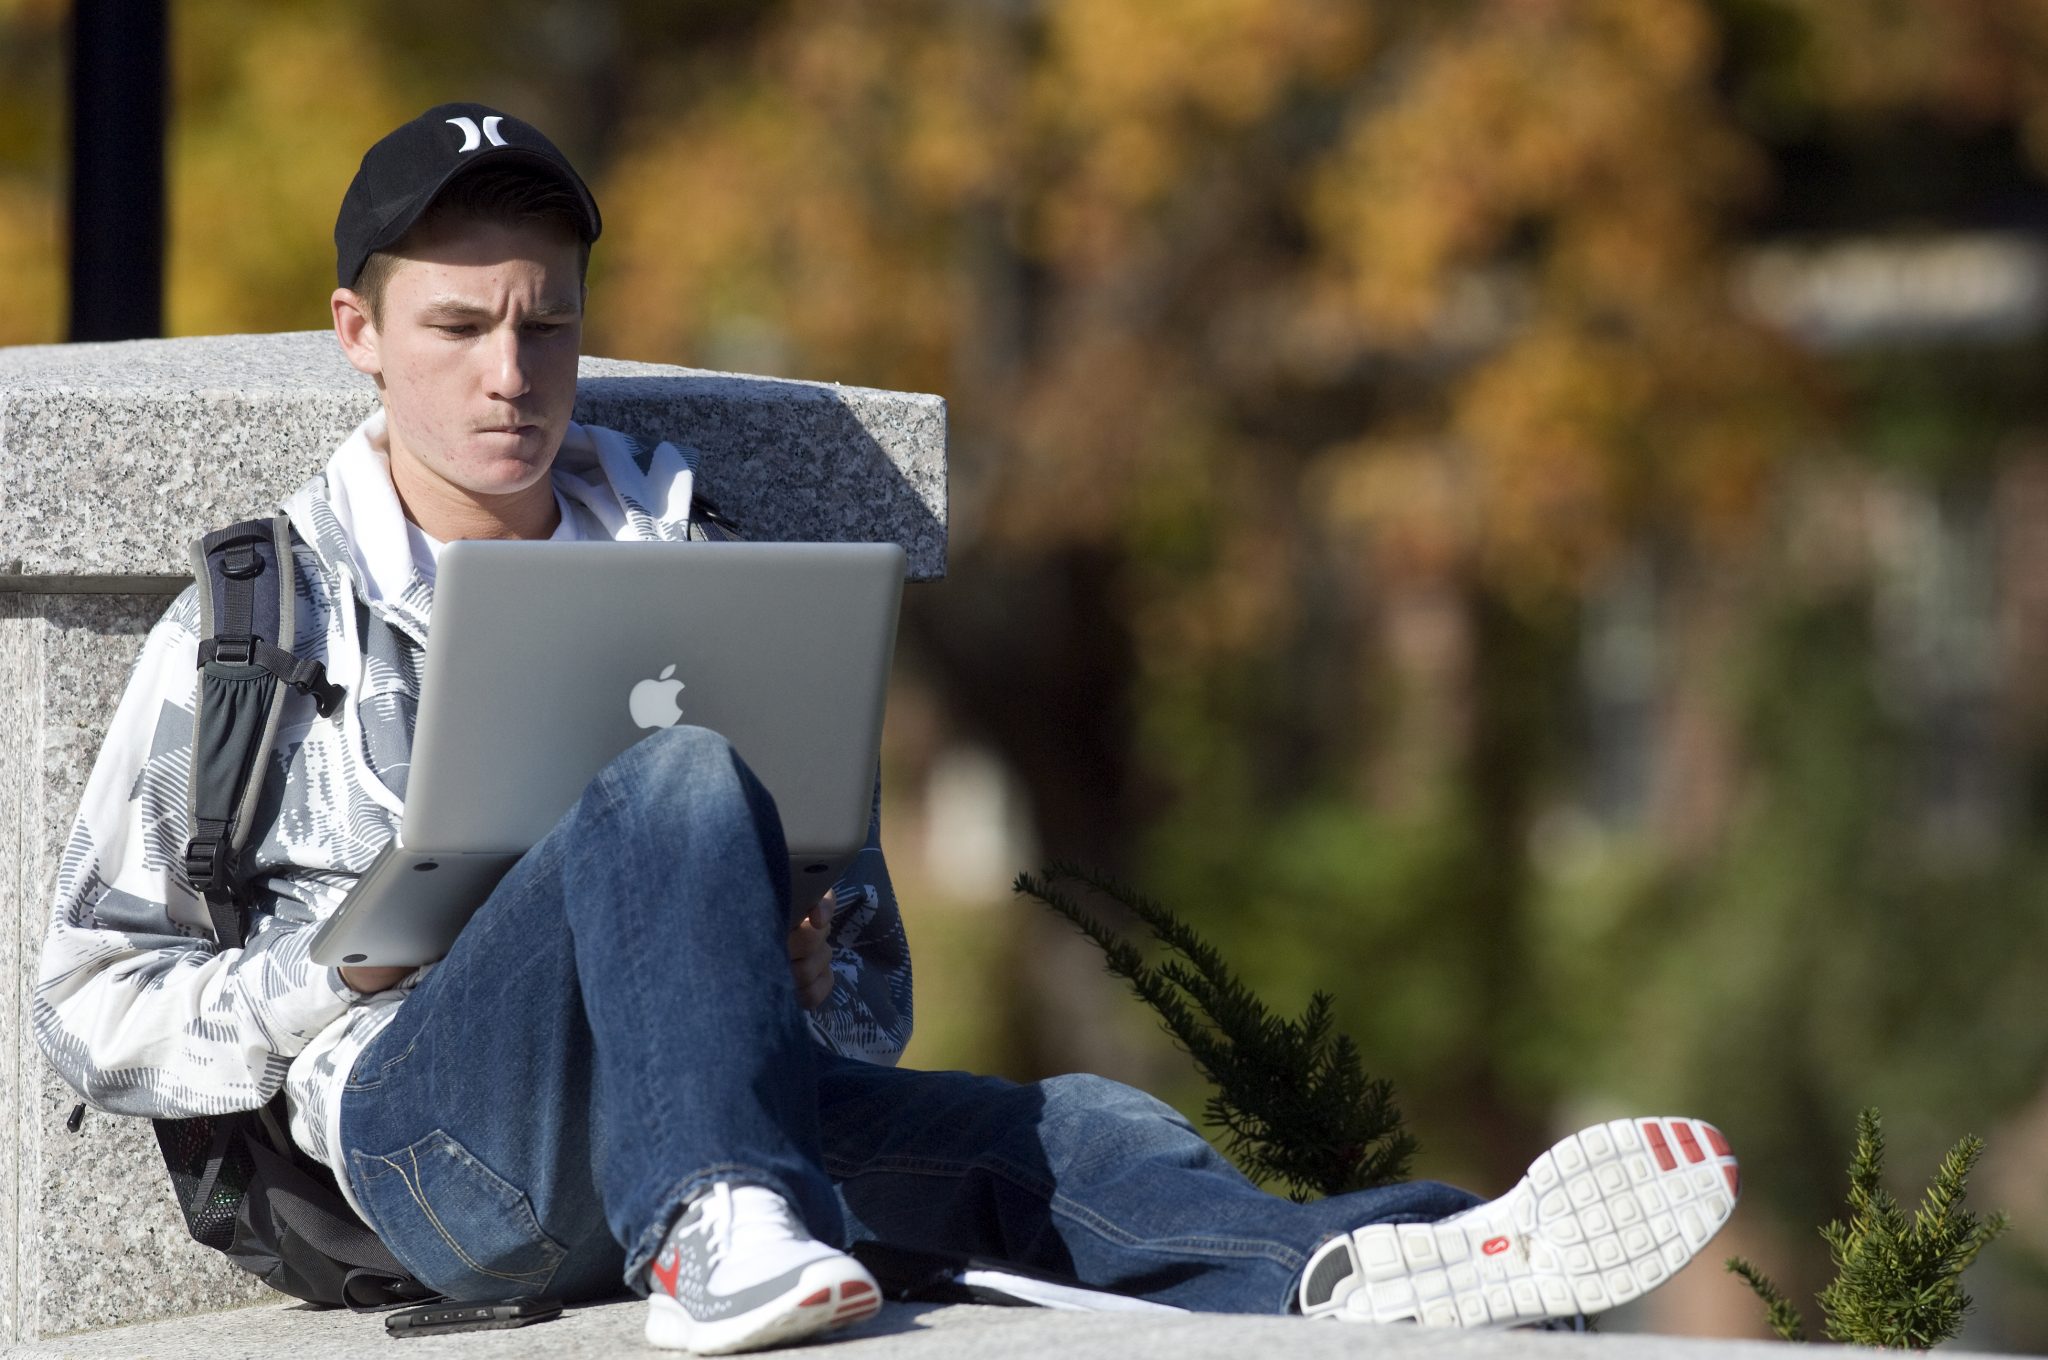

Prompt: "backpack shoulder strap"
[688,490,743,542]
[184,514,343,947]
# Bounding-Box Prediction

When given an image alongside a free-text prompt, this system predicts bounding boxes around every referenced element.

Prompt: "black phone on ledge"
[385,1296,562,1338]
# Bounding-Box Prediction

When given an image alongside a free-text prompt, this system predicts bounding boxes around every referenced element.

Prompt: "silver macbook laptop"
[308,539,905,968]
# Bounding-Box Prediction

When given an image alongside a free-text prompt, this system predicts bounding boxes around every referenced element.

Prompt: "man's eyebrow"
[417,296,491,318]
[417,296,582,319]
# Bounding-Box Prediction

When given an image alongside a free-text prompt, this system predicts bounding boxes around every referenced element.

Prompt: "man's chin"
[462,436,560,487]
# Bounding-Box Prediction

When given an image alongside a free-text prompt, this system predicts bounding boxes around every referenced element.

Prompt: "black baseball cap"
[334,102,602,287]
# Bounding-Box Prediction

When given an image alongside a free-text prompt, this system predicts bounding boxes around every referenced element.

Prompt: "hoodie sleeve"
[31,586,356,1118]
[806,777,914,1065]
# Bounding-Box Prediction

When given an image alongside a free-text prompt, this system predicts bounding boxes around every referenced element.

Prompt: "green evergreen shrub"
[1727,1108,2008,1348]
[1015,861,1415,1200]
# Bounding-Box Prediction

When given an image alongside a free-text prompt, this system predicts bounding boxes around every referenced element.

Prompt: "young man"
[34,104,1740,1354]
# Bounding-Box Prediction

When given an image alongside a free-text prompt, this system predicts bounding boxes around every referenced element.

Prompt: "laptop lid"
[403,539,904,863]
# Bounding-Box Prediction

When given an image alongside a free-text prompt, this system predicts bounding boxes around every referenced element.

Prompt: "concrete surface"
[0,1295,1938,1360]
[0,333,947,1344]
[2,594,270,1344]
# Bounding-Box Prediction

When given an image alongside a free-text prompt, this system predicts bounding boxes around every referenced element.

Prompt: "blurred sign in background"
[9,0,2048,1344]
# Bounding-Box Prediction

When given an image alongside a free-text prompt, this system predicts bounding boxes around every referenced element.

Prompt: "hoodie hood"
[281,411,700,643]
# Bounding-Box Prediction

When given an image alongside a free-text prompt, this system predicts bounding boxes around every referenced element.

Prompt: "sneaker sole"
[1301,1116,1739,1328]
[646,1259,881,1354]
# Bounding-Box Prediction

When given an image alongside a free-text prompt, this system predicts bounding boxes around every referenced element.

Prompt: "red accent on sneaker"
[1674,1123,1705,1164]
[650,1247,683,1299]
[1644,1122,1676,1171]
[1704,1124,1731,1157]
[1482,1236,1511,1256]
[841,1281,875,1298]
[1724,1166,1741,1198]
[799,1289,832,1307]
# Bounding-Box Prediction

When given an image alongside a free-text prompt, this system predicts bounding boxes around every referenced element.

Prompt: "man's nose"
[484,328,531,401]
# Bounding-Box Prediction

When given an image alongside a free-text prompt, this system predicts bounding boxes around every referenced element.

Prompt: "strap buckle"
[281,655,345,717]
[221,543,263,580]
[184,836,229,895]
[212,635,254,666]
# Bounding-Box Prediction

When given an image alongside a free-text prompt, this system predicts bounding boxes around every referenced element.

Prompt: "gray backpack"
[153,514,426,1309]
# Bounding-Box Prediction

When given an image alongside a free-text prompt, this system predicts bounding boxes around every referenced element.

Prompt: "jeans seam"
[344,1026,425,1092]
[823,1150,1049,1189]
[826,1152,1309,1270]
[342,843,572,1096]
[1043,1179,1310,1268]
[449,832,568,956]
[576,768,694,1199]
[492,833,568,913]
[355,1133,566,1291]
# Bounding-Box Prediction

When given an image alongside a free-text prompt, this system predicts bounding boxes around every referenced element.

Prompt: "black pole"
[68,0,167,341]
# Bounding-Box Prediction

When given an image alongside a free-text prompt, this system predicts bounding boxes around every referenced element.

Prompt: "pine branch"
[1015,870,1209,1053]
[1812,1109,2007,1348]
[1956,1212,2011,1277]
[1843,1107,1888,1224]
[1726,1256,1808,1342]
[1016,862,1416,1199]
[1913,1135,1980,1238]
[1729,1108,2010,1349]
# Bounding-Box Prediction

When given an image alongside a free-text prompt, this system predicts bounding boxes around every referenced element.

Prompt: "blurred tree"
[576,0,1833,1174]
[584,12,2048,1343]
[0,0,68,344]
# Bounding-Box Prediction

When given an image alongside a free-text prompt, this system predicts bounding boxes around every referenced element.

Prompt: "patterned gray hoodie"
[33,411,913,1217]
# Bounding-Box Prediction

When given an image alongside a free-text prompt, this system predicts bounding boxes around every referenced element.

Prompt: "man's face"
[335,216,584,512]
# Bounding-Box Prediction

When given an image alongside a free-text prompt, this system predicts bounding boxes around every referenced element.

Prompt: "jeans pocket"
[349,1129,567,1300]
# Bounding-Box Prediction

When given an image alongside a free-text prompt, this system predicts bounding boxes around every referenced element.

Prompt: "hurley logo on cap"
[445,116,508,152]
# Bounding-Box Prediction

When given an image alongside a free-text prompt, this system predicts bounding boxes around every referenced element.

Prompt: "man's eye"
[434,324,476,337]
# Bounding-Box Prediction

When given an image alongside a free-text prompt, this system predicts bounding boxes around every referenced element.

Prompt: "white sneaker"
[644,1183,880,1354]
[1299,1116,1739,1328]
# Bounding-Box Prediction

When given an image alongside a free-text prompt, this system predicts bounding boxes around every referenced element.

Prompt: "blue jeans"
[336,727,1479,1313]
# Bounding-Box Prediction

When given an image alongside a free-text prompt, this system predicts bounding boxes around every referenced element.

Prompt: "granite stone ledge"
[0,331,947,583]
[1,332,946,1344]
[0,1297,1996,1360]
[4,596,269,1347]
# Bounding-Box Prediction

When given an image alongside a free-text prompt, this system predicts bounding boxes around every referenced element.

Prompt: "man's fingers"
[789,893,836,1009]
[794,954,832,1009]
[339,964,412,994]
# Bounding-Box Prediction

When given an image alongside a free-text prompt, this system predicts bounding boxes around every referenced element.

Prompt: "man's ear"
[332,288,383,379]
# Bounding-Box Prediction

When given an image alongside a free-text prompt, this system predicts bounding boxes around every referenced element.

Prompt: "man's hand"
[788,893,835,1011]
[338,964,413,994]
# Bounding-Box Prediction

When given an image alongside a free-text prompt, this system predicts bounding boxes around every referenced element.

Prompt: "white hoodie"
[32,412,913,1217]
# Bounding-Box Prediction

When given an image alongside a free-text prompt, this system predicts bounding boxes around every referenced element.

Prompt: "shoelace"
[686,1183,803,1276]
[728,1185,803,1251]
[694,1184,735,1272]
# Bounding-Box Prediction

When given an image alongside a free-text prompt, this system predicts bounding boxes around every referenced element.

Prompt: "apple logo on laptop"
[629,664,686,729]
